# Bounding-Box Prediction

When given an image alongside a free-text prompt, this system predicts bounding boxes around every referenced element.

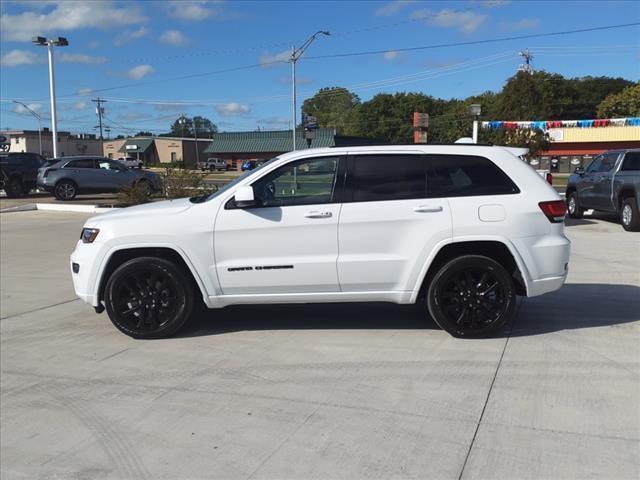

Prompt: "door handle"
[413,205,443,213]
[304,211,332,219]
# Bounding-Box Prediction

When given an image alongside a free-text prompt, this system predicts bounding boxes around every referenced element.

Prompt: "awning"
[118,138,154,154]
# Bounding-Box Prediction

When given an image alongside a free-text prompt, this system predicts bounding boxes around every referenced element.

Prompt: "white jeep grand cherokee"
[71,145,570,339]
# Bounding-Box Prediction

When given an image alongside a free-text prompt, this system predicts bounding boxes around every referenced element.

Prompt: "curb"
[0,203,116,214]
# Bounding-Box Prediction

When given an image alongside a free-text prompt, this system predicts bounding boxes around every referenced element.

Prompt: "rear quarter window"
[427,155,520,197]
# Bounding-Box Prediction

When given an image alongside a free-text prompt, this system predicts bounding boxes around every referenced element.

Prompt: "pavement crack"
[457,297,521,480]
[0,298,79,321]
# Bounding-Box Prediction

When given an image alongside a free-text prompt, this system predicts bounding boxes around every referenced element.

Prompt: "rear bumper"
[513,232,571,297]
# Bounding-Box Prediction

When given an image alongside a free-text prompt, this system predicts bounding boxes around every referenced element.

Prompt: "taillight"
[539,200,566,223]
[546,173,553,185]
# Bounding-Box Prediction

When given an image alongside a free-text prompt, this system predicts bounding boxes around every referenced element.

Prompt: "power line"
[48,22,639,99]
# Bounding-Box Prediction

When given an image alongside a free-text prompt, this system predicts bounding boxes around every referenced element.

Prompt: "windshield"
[203,156,279,201]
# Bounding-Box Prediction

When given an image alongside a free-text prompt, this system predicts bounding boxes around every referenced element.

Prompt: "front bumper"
[70,240,107,307]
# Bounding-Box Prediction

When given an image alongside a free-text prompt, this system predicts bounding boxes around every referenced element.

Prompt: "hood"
[87,197,193,224]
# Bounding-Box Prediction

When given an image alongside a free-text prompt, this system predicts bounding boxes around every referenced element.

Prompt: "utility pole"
[193,117,200,168]
[92,98,106,154]
[290,30,330,151]
[518,49,534,74]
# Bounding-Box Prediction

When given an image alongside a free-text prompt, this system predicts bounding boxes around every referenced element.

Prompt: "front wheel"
[54,180,77,200]
[621,198,640,232]
[567,192,584,219]
[427,255,516,338]
[104,257,194,339]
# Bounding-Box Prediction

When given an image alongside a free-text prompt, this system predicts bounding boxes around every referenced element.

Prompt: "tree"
[597,84,640,118]
[301,87,360,132]
[480,128,550,156]
[570,76,633,118]
[499,71,546,120]
[167,116,218,138]
[134,131,154,137]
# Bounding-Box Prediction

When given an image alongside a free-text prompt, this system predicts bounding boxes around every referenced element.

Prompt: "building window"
[171,152,177,162]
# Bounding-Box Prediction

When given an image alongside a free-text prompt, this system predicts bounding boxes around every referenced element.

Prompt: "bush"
[117,182,152,206]
[162,168,217,199]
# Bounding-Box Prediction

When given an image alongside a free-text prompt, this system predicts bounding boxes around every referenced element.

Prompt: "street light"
[470,104,482,144]
[290,30,330,151]
[178,115,187,168]
[33,36,68,158]
[12,100,42,156]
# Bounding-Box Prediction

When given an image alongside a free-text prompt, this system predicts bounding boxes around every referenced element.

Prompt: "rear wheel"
[4,176,23,197]
[567,192,584,219]
[621,198,640,232]
[427,255,516,338]
[54,180,77,200]
[135,179,152,195]
[104,257,194,339]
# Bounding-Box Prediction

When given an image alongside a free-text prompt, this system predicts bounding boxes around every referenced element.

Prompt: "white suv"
[71,145,570,339]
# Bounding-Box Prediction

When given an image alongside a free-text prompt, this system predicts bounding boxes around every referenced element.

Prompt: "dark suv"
[566,149,640,231]
[0,152,46,197]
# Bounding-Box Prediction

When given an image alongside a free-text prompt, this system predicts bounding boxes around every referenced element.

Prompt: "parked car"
[71,144,570,339]
[0,152,47,197]
[200,158,227,172]
[38,156,162,201]
[566,149,640,231]
[116,156,143,169]
[241,160,257,171]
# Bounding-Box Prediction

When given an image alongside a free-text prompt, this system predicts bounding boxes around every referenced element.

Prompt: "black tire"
[4,176,23,197]
[566,192,584,219]
[104,257,194,339]
[427,255,516,338]
[54,180,77,201]
[21,182,34,195]
[621,198,640,232]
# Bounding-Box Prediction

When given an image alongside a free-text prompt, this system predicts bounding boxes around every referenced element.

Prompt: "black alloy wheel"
[427,255,516,338]
[104,257,194,339]
[54,180,77,201]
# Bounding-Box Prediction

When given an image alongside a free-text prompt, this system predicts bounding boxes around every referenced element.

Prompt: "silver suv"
[38,156,162,200]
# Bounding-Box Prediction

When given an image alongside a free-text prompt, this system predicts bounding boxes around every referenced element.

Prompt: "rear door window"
[427,155,519,197]
[349,155,427,202]
[621,152,640,171]
[65,159,95,169]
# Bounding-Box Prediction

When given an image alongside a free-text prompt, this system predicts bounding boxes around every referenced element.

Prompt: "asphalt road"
[1,210,639,479]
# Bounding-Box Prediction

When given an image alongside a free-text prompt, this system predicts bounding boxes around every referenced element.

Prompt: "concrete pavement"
[1,210,638,479]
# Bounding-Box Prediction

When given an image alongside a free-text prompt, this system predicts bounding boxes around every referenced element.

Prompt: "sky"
[1,0,639,137]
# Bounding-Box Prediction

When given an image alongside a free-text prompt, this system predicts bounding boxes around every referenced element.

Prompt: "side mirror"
[234,185,256,208]
[574,166,585,176]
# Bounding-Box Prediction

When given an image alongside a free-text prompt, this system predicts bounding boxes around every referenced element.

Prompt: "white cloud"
[77,88,93,96]
[215,103,250,117]
[483,0,511,7]
[159,30,189,46]
[259,49,290,68]
[125,64,154,80]
[14,103,42,114]
[166,1,224,21]
[383,50,400,61]
[73,101,87,110]
[0,49,42,67]
[59,53,107,64]
[499,18,539,31]
[0,1,147,42]
[115,26,149,46]
[410,8,488,34]
[375,0,416,16]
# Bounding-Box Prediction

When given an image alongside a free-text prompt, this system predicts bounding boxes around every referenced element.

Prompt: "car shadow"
[565,212,621,228]
[177,283,639,339]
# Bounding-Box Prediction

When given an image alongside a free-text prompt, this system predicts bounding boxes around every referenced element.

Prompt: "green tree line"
[302,72,638,153]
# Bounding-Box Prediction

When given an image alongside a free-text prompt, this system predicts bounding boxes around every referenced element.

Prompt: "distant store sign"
[547,129,564,141]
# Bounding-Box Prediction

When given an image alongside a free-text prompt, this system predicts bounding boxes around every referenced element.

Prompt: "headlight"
[80,228,100,243]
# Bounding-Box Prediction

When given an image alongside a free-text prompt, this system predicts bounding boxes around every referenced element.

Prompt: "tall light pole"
[32,36,68,159]
[12,100,42,156]
[178,115,187,168]
[470,104,482,144]
[290,30,330,151]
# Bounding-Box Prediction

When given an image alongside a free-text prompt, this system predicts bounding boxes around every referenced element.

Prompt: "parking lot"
[1,211,639,479]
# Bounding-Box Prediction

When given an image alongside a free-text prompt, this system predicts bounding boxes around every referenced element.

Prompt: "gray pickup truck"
[566,149,640,231]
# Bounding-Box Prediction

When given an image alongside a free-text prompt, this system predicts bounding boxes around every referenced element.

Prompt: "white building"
[0,128,102,158]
